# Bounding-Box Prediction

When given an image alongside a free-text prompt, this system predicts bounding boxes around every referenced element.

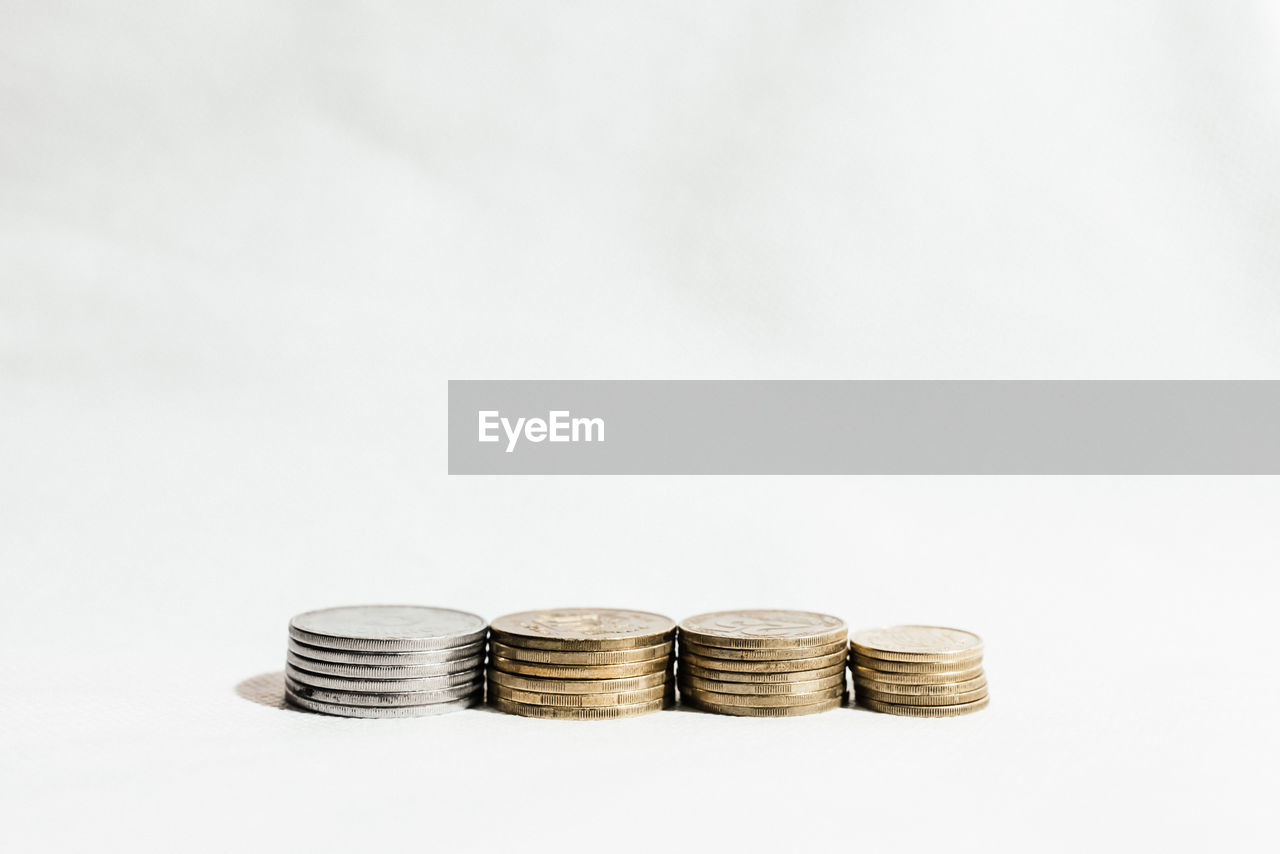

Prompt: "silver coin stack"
[285,605,487,718]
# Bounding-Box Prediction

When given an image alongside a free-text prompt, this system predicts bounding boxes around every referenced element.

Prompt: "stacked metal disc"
[487,608,676,719]
[284,605,487,718]
[850,625,989,717]
[677,610,849,717]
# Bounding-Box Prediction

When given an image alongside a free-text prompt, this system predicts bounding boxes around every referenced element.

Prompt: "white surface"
[3,2,1279,852]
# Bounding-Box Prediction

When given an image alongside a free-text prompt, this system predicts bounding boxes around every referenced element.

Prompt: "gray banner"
[447,381,1280,474]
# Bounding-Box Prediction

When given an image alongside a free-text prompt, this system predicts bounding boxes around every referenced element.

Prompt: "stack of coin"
[850,625,988,717]
[487,608,676,719]
[284,605,487,718]
[677,610,848,717]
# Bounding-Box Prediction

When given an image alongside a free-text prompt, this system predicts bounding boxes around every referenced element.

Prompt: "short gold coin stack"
[677,610,848,717]
[486,608,676,720]
[850,625,989,717]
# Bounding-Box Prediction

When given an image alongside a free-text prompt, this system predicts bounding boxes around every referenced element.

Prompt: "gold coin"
[486,668,669,694]
[858,695,990,717]
[488,681,670,707]
[683,694,844,717]
[850,652,982,674]
[489,640,672,665]
[679,638,847,661]
[678,672,846,696]
[680,660,847,683]
[853,675,987,696]
[489,608,675,651]
[680,685,845,708]
[851,664,985,684]
[489,656,671,679]
[851,625,983,661]
[679,610,847,649]
[489,695,671,719]
[680,648,846,673]
[856,685,989,706]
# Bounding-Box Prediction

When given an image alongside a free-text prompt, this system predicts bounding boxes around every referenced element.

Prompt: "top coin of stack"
[284,605,487,718]
[850,625,988,717]
[677,610,849,717]
[487,608,676,720]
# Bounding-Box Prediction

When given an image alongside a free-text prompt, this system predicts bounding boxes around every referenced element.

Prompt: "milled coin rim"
[679,638,847,661]
[856,685,990,706]
[286,650,484,678]
[678,611,847,649]
[679,684,845,708]
[285,663,484,693]
[488,656,672,679]
[679,660,848,683]
[489,640,673,665]
[284,675,482,707]
[288,605,487,651]
[485,668,670,694]
[850,625,984,660]
[851,664,985,684]
[287,638,485,666]
[858,695,990,717]
[852,675,988,696]
[677,672,846,695]
[679,648,847,673]
[682,694,845,717]
[850,653,982,674]
[487,630,675,651]
[489,695,671,720]
[285,688,482,717]
[487,682,671,707]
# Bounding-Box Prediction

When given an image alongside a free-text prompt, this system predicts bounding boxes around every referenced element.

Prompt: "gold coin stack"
[850,625,989,717]
[486,608,676,720]
[677,610,849,717]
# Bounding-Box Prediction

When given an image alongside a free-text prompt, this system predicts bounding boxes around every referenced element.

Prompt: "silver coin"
[285,650,483,678]
[284,675,481,707]
[284,663,482,693]
[285,688,482,718]
[287,638,485,665]
[288,605,487,651]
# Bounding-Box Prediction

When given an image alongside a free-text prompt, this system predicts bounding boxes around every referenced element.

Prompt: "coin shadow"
[235,670,303,712]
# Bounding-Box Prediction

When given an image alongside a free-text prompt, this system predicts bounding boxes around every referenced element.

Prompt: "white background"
[3,2,1279,852]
